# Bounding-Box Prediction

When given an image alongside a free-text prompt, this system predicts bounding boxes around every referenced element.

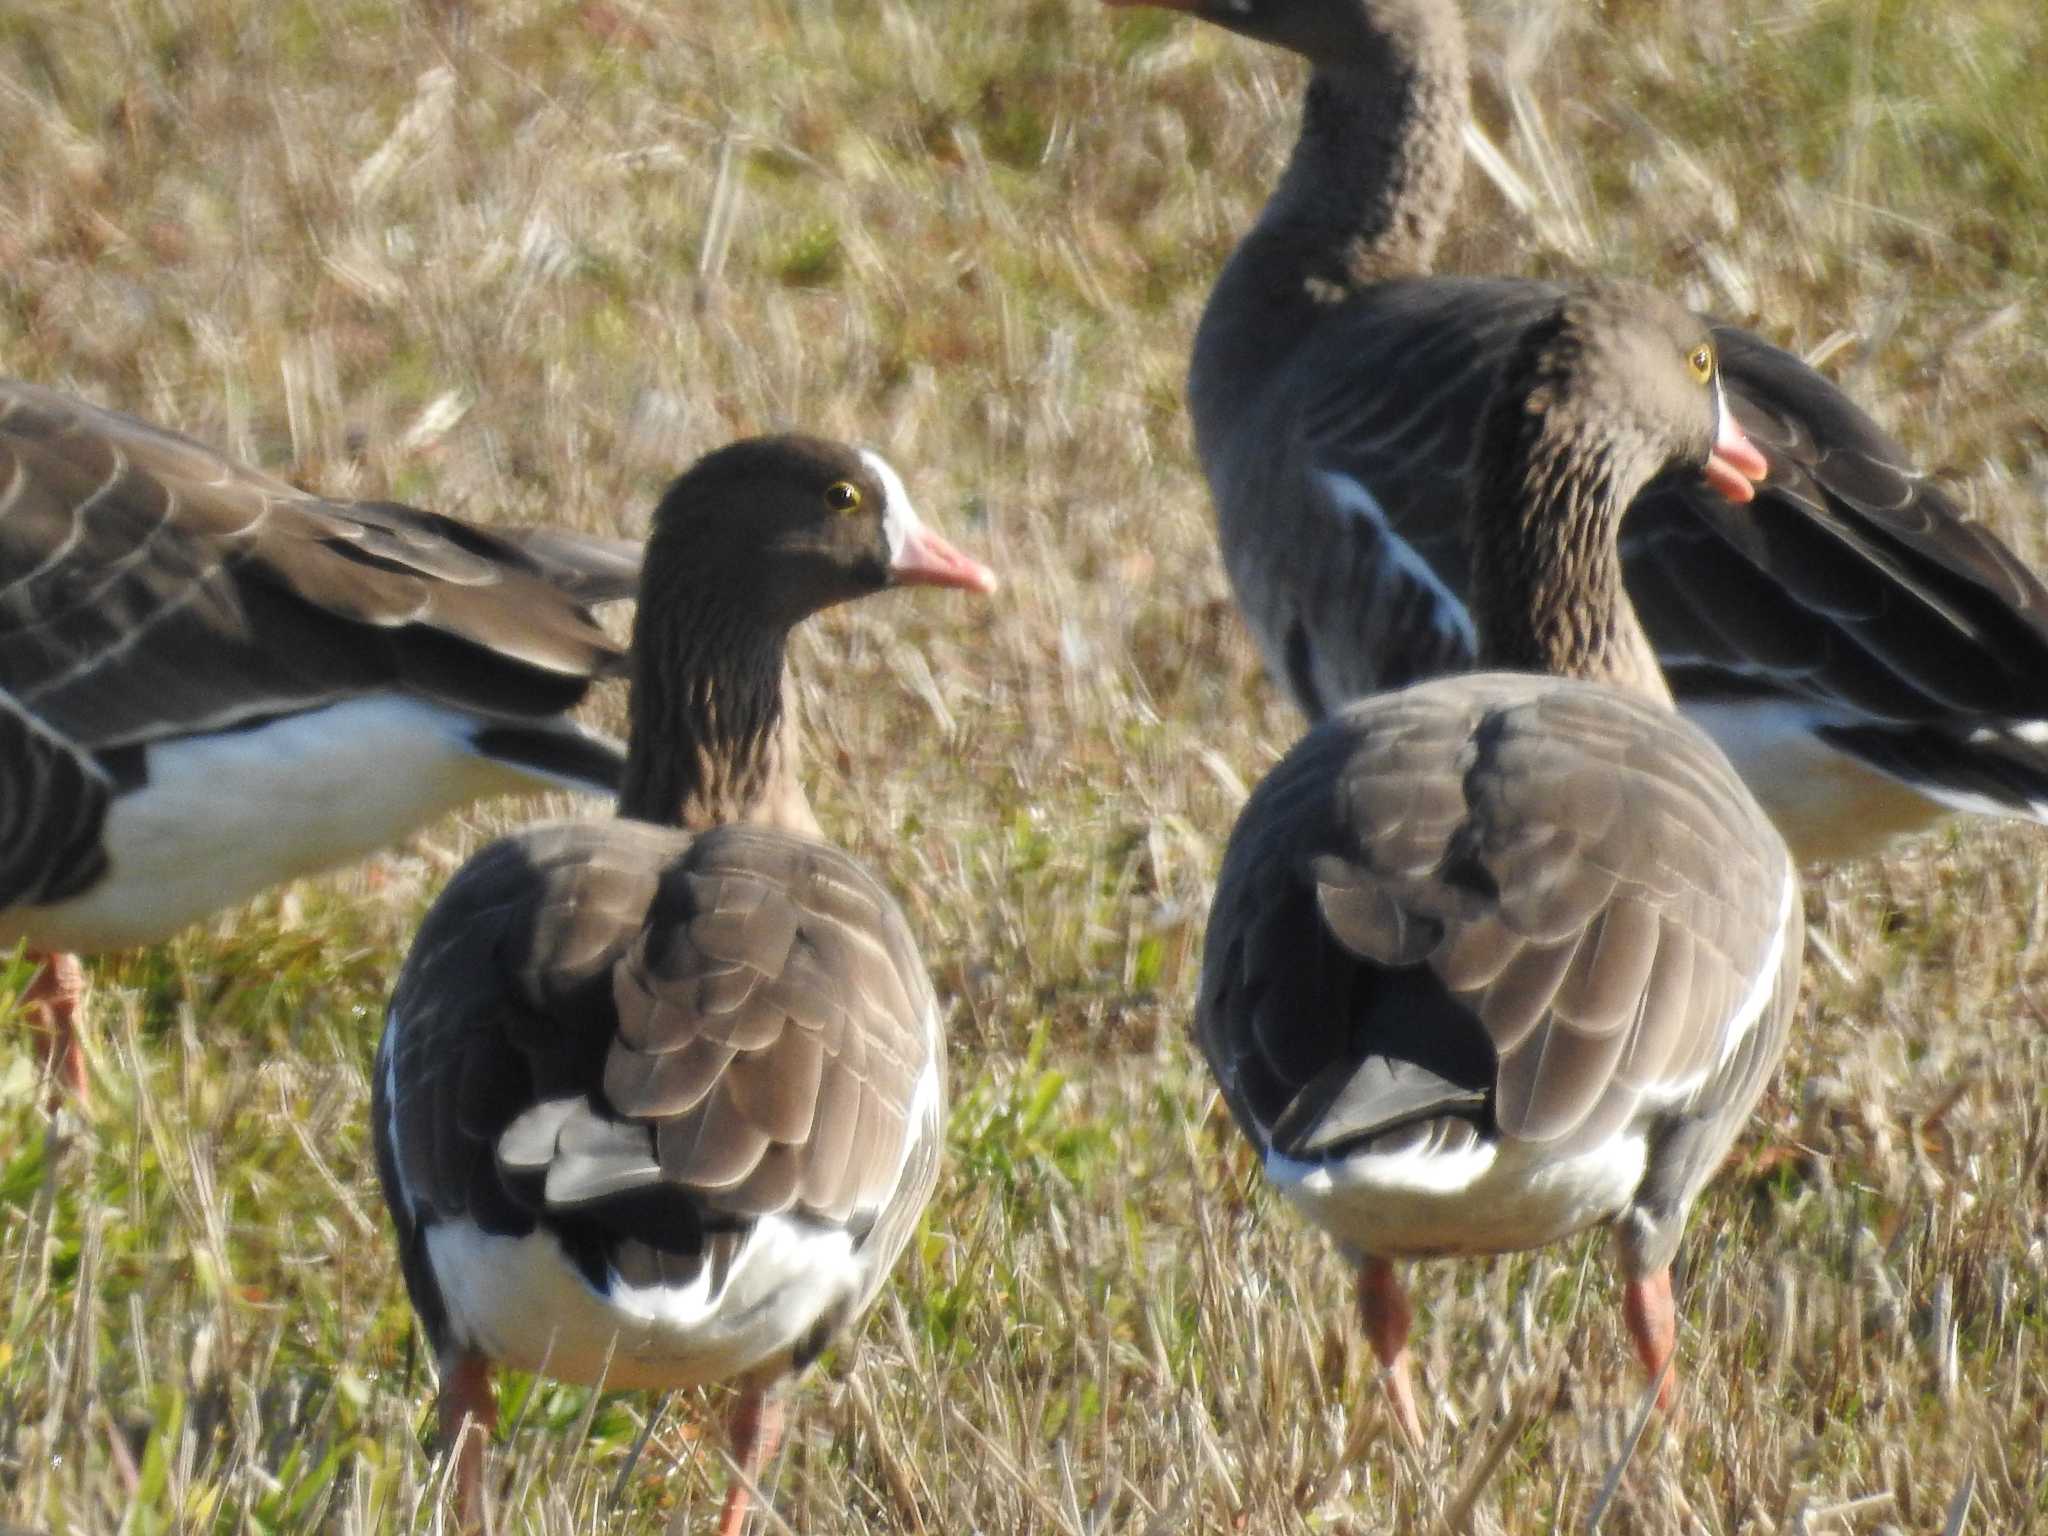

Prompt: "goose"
[1110,0,2048,863]
[373,435,995,1533]
[1197,283,1801,1442]
[0,380,640,1095]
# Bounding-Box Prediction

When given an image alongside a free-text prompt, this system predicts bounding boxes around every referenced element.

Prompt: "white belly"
[1269,1130,1648,1259]
[1679,698,1947,861]
[1,696,547,953]
[424,1216,867,1393]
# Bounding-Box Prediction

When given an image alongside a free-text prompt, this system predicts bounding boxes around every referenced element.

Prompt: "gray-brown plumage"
[0,691,107,915]
[0,383,631,774]
[374,434,993,1535]
[1122,0,2048,861]
[0,378,638,1094]
[1197,284,1801,1441]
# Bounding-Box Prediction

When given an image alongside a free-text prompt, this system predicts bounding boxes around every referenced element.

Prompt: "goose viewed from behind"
[0,379,640,1095]
[1197,284,1801,1442]
[374,435,995,1533]
[1112,0,2048,864]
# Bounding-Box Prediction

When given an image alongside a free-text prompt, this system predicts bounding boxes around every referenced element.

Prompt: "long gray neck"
[617,595,820,836]
[1466,352,1673,705]
[1191,0,1468,446]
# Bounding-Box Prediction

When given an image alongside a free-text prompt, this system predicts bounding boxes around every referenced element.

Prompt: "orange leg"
[1358,1257,1423,1445]
[1622,1268,1678,1410]
[715,1387,786,1536]
[21,951,88,1102]
[438,1349,497,1534]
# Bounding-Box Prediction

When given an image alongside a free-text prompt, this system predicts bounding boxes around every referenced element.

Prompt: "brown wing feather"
[1629,326,2048,719]
[1212,273,2048,838]
[1199,673,1796,1164]
[0,379,630,753]
[379,818,941,1292]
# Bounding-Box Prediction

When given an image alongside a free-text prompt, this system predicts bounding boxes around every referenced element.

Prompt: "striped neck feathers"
[1466,315,1674,705]
[617,567,821,837]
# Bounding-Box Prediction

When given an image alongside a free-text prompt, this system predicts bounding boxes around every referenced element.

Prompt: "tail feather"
[1818,722,2048,824]
[469,721,626,798]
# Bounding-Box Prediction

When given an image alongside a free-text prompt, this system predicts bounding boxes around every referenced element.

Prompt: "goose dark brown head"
[621,435,994,831]
[643,435,995,631]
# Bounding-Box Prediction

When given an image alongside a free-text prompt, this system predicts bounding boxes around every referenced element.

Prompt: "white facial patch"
[860,448,924,561]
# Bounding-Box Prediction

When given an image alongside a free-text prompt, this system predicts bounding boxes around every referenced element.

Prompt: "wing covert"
[382,819,940,1282]
[0,380,628,755]
[1201,676,1797,1163]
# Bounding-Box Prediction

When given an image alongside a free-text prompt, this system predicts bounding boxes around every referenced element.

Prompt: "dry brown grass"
[3,0,2046,1531]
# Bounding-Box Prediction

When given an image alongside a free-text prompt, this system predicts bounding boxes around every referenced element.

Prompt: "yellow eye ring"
[825,480,862,513]
[1687,344,1714,384]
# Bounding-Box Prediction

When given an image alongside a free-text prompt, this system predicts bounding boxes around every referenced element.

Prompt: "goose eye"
[1687,344,1714,384]
[824,480,862,514]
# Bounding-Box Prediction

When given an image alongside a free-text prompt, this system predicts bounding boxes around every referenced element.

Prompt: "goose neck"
[1468,396,1673,706]
[1230,4,1467,298]
[1191,1,1467,455]
[617,595,819,836]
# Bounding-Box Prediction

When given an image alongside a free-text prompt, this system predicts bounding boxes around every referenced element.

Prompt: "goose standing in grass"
[374,436,995,1534]
[1110,0,2048,863]
[0,380,641,1096]
[1197,284,1801,1442]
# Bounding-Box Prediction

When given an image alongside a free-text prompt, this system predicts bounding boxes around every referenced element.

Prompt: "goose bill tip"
[1704,419,1770,505]
[1702,452,1761,504]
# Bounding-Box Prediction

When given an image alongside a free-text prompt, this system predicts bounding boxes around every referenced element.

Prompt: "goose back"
[0,381,631,752]
[1198,674,1800,1271]
[376,817,943,1389]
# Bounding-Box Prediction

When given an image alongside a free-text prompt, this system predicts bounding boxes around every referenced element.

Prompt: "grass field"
[4,0,2048,1530]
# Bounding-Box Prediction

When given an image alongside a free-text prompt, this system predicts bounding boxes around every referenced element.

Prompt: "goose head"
[1466,283,1769,693]
[619,435,994,831]
[1522,285,1769,509]
[642,436,996,633]
[1103,0,1433,73]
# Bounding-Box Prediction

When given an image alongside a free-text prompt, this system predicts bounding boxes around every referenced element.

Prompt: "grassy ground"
[3,0,2047,1530]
